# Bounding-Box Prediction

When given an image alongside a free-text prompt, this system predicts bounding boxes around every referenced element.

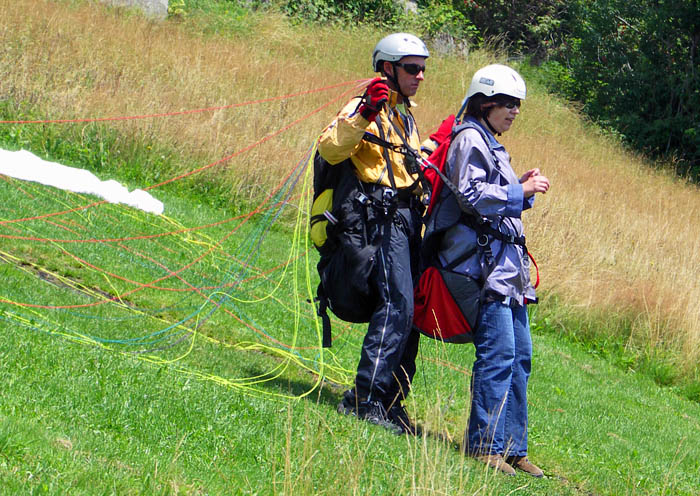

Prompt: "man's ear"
[382,60,394,78]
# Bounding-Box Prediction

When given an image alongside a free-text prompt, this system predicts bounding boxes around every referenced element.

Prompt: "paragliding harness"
[411,112,538,343]
[311,106,422,348]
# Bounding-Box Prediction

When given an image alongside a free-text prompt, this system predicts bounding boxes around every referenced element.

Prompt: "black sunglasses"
[502,99,521,109]
[395,62,426,75]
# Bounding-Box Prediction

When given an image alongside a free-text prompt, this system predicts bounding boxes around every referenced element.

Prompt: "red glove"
[359,77,389,121]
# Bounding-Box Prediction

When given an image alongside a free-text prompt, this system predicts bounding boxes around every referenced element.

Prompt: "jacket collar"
[466,116,503,149]
[387,88,417,109]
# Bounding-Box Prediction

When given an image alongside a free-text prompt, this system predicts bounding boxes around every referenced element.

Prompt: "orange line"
[0,80,365,124]
[0,82,365,226]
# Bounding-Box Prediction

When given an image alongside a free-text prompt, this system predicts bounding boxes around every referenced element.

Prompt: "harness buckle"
[355,192,369,206]
[403,151,420,174]
[477,234,489,247]
[382,188,396,205]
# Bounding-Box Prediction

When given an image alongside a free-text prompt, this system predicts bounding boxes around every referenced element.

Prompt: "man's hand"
[520,168,550,197]
[359,78,389,121]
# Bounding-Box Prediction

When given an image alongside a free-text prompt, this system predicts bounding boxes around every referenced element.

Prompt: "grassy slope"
[2,293,700,495]
[1,1,699,494]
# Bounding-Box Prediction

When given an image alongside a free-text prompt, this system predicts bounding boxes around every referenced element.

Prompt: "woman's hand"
[520,168,550,198]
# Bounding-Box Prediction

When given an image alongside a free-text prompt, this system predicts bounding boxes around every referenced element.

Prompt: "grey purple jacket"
[426,117,536,305]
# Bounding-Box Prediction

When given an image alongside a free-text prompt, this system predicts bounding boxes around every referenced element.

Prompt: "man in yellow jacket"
[318,33,429,435]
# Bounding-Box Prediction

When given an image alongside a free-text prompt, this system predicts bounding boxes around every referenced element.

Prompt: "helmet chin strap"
[483,116,501,136]
[387,63,410,107]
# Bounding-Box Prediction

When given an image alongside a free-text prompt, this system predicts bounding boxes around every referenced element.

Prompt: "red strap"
[527,250,540,289]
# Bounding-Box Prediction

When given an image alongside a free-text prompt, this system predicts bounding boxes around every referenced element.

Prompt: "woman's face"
[485,99,521,134]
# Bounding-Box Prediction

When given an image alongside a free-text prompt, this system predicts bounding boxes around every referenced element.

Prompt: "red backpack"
[413,114,482,343]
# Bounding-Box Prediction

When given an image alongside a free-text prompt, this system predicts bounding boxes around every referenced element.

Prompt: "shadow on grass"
[239,363,345,409]
[239,363,468,449]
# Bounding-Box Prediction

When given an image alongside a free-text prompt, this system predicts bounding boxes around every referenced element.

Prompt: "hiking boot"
[506,456,544,478]
[386,404,421,436]
[473,454,516,476]
[337,392,403,435]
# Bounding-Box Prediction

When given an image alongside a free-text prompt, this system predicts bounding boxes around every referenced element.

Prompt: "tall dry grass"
[1,0,698,374]
[0,0,368,199]
[509,97,700,372]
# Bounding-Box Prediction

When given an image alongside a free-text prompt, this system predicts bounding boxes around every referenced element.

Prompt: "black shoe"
[337,392,403,435]
[337,390,360,416]
[386,403,421,436]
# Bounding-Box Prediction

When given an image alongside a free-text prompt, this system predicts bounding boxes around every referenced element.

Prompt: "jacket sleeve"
[318,98,371,165]
[448,130,525,219]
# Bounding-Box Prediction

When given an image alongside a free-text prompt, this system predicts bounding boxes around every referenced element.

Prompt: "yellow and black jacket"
[318,89,422,193]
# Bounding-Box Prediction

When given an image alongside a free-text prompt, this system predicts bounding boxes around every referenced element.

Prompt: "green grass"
[0,170,698,494]
[1,1,700,494]
[2,285,700,494]
[530,298,700,404]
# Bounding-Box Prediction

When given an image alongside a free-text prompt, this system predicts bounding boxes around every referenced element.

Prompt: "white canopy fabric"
[0,149,164,215]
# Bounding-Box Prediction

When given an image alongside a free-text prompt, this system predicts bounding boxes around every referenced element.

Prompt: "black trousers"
[354,205,422,405]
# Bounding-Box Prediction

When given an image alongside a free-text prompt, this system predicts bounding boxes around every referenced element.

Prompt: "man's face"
[386,55,426,97]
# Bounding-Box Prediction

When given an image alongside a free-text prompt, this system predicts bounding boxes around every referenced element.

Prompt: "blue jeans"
[466,301,532,457]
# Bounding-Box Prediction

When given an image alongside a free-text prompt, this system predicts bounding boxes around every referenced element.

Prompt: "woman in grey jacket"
[435,64,550,476]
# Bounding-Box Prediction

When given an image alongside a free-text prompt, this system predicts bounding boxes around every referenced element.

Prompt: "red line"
[0,82,365,226]
[0,197,295,243]
[0,80,366,124]
[144,84,362,191]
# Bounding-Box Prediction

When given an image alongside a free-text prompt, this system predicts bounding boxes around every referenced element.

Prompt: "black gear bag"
[311,151,390,347]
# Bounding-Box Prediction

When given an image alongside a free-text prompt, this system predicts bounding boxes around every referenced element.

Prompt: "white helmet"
[372,33,429,72]
[466,64,527,100]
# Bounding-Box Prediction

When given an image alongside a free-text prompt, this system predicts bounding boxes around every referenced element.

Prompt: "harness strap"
[362,130,401,151]
[375,114,398,192]
[443,246,478,271]
[315,289,333,348]
[462,215,526,246]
